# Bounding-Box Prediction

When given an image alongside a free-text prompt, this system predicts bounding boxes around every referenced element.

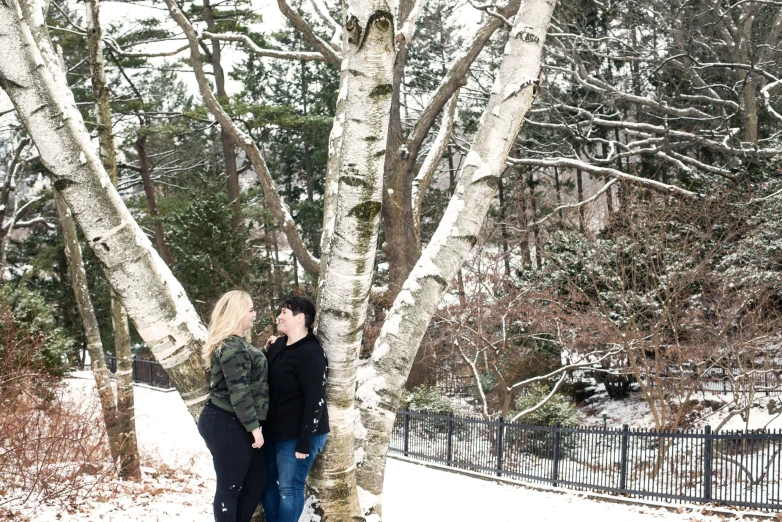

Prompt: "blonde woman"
[198,290,269,522]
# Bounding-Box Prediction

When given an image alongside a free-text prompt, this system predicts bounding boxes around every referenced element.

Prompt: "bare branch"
[164,0,320,276]
[529,179,617,228]
[412,90,458,234]
[308,0,342,46]
[397,0,429,45]
[506,156,699,198]
[202,31,331,61]
[406,0,521,156]
[277,0,341,69]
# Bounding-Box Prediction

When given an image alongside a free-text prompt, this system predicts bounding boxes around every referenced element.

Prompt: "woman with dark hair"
[261,296,329,522]
[198,290,268,522]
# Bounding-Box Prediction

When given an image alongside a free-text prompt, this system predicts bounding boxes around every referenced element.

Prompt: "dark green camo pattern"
[208,335,269,432]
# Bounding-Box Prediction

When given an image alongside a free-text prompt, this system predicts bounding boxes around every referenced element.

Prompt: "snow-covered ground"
[2,374,774,521]
[580,384,782,432]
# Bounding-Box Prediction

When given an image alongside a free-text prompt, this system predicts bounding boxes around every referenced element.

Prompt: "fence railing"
[389,409,782,511]
[104,355,171,389]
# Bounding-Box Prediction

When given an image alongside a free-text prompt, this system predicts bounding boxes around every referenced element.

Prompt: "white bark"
[412,90,458,236]
[1,0,210,419]
[309,1,398,519]
[53,189,122,463]
[85,0,141,480]
[354,0,558,510]
[396,0,428,45]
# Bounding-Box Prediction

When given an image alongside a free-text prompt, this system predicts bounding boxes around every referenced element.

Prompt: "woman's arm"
[219,338,260,432]
[294,347,328,455]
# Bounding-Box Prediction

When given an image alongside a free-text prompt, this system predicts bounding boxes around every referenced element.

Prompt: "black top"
[264,332,329,453]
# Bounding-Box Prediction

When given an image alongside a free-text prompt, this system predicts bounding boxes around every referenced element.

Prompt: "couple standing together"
[197,291,329,522]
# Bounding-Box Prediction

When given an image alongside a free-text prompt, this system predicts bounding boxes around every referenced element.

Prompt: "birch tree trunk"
[354,0,557,514]
[85,0,141,481]
[309,2,397,519]
[53,188,122,465]
[1,0,210,420]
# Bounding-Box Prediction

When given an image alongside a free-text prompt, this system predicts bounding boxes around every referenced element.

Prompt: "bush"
[512,383,581,427]
[401,384,453,415]
[0,304,110,506]
[0,283,73,380]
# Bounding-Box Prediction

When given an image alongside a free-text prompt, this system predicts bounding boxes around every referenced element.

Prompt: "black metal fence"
[104,355,171,389]
[390,409,782,510]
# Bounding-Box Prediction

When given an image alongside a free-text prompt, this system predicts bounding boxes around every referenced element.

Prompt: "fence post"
[403,409,410,457]
[620,424,629,493]
[447,412,454,466]
[703,425,713,501]
[496,416,505,477]
[552,421,561,487]
[131,356,137,382]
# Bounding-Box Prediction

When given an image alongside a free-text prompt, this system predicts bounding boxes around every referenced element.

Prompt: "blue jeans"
[260,433,328,522]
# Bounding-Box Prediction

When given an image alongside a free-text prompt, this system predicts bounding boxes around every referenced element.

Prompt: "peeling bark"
[309,2,398,519]
[2,0,210,421]
[354,0,557,513]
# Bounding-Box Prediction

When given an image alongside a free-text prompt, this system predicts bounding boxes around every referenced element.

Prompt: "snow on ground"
[579,384,782,432]
[4,374,772,521]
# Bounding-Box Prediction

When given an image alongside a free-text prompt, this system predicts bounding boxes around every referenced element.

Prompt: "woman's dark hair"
[281,296,316,330]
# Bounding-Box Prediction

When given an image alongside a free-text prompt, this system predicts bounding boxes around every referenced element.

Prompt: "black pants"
[198,403,267,522]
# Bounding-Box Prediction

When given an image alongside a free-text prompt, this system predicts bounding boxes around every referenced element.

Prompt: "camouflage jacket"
[208,335,269,432]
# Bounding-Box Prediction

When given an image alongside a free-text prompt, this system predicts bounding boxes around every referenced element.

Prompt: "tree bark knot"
[345,10,395,51]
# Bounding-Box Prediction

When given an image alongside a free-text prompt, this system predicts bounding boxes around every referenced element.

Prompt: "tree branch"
[277,0,341,69]
[202,31,331,61]
[405,0,521,157]
[412,90,458,235]
[506,156,698,198]
[164,0,320,276]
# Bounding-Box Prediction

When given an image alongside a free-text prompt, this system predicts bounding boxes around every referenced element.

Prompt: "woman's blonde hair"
[203,290,253,363]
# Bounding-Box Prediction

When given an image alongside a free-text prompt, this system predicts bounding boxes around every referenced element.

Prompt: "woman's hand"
[263,335,279,351]
[251,428,264,448]
[295,452,309,459]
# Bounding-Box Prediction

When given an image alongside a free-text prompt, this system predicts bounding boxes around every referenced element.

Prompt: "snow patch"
[357,486,379,515]
[372,342,391,361]
[356,365,386,408]
[354,446,365,464]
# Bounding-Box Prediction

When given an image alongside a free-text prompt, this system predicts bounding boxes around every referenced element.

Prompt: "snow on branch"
[508,157,698,198]
[308,0,342,46]
[412,90,458,234]
[397,0,429,45]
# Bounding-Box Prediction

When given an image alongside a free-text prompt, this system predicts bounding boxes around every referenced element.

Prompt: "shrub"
[512,383,581,427]
[401,384,453,414]
[0,307,110,506]
[0,283,73,380]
